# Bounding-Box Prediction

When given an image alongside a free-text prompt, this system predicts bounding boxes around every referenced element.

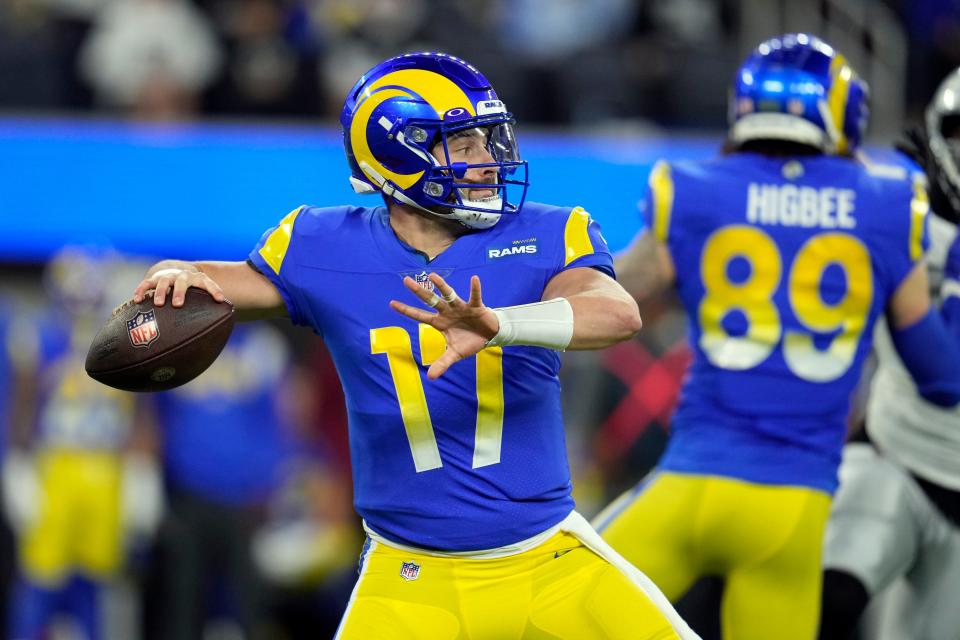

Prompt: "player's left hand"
[390,273,499,380]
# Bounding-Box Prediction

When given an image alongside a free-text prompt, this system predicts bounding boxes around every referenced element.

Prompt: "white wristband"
[486,297,574,351]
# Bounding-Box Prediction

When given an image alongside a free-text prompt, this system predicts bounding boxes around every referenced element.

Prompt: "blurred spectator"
[78,0,222,120]
[622,0,739,129]
[310,0,429,116]
[0,0,948,132]
[0,1,60,109]
[488,0,638,125]
[44,0,116,109]
[3,246,162,640]
[144,322,338,640]
[202,0,323,117]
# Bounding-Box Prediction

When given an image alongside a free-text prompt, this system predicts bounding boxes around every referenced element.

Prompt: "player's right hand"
[390,273,499,380]
[134,267,226,308]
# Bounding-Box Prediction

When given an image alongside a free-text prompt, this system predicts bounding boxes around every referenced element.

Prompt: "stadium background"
[0,0,953,638]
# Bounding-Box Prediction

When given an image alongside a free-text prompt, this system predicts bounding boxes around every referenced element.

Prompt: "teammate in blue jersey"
[4,247,163,640]
[128,52,697,639]
[594,34,960,639]
[148,323,299,639]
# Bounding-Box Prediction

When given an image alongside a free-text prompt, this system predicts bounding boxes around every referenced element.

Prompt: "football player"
[593,34,960,639]
[129,53,698,639]
[819,68,960,640]
[3,247,163,640]
[146,323,304,639]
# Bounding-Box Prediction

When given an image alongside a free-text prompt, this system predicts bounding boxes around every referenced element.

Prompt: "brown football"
[85,288,235,392]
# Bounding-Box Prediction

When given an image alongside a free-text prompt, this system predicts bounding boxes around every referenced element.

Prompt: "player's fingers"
[152,276,173,306]
[390,300,438,324]
[203,277,226,302]
[403,277,446,309]
[171,273,193,307]
[427,350,460,380]
[133,278,157,304]
[429,273,461,305]
[467,275,483,306]
[427,347,467,380]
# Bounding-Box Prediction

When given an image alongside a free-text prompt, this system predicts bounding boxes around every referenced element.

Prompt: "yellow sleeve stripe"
[650,161,674,242]
[909,175,929,262]
[564,206,595,266]
[258,206,304,275]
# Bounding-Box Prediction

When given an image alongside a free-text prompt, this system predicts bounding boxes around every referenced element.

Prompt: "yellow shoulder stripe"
[258,206,304,275]
[564,206,594,266]
[649,161,674,242]
[909,175,929,262]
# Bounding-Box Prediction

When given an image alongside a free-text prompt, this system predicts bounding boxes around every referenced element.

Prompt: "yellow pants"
[336,528,682,639]
[20,450,123,586]
[596,472,830,640]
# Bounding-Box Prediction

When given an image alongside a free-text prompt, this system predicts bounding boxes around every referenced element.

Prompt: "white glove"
[2,451,41,532]
[121,454,165,538]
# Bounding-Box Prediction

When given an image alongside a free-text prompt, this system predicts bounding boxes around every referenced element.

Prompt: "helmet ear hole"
[404,126,429,144]
[424,182,443,197]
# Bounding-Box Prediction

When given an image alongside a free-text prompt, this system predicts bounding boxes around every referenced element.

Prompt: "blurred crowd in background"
[0,0,957,130]
[1,0,960,638]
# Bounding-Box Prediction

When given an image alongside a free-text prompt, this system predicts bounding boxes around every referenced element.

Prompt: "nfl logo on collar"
[399,561,421,581]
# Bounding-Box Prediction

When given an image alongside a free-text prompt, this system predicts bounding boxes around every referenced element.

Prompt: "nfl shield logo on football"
[127,310,159,348]
[399,561,421,581]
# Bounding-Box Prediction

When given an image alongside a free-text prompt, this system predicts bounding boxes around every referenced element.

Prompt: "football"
[85,288,236,392]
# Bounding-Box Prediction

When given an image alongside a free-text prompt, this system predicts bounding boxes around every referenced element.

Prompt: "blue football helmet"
[44,244,119,318]
[729,33,869,154]
[340,52,528,229]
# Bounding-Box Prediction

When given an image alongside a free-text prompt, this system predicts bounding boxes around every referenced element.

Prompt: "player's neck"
[388,205,468,260]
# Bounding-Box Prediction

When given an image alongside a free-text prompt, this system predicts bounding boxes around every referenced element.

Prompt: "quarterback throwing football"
[132,53,696,639]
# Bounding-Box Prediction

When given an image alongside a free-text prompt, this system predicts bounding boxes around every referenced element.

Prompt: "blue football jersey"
[29,319,135,451]
[248,202,613,550]
[155,324,295,504]
[644,153,929,493]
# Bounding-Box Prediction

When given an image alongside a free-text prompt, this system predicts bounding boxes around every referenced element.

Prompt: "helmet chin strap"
[449,194,503,229]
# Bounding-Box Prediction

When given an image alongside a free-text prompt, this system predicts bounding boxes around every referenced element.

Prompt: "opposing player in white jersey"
[820,69,960,640]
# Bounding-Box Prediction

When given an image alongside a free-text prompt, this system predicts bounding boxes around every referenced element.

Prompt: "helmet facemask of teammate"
[924,69,960,224]
[340,52,529,230]
[728,33,870,155]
